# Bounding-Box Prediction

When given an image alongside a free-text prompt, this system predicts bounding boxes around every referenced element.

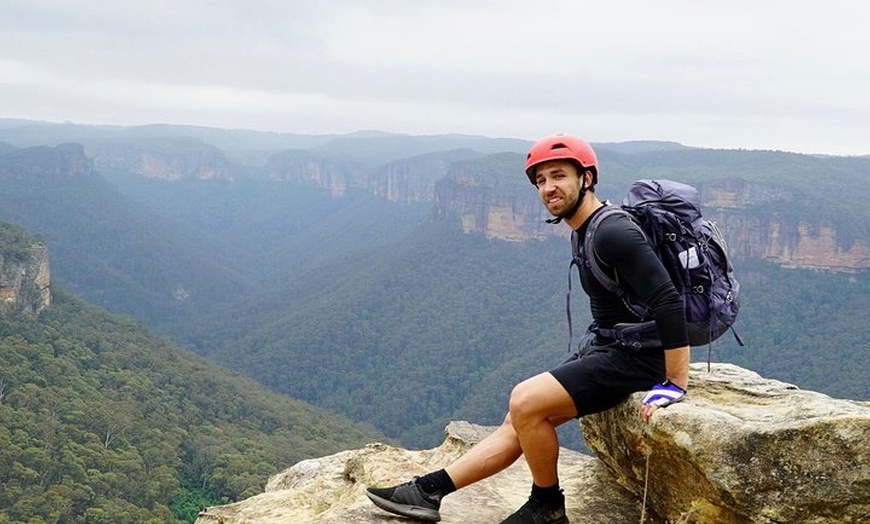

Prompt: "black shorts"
[549,343,666,417]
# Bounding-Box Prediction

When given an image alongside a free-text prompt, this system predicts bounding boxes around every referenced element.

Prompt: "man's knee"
[508,379,541,424]
[509,373,575,424]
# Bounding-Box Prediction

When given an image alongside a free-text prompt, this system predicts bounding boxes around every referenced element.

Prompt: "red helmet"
[524,134,598,185]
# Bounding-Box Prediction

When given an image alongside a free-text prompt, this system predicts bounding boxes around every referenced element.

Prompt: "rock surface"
[0,234,50,315]
[195,421,641,523]
[583,363,870,524]
[197,365,870,524]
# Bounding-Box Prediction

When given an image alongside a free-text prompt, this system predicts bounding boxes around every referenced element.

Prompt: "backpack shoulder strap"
[580,205,637,298]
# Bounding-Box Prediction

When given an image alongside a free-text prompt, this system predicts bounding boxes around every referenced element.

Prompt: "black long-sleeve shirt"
[577,206,689,350]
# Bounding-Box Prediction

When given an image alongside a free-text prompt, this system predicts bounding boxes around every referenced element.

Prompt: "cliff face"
[51,139,869,273]
[196,421,642,524]
[434,172,870,272]
[434,162,564,242]
[85,138,237,181]
[265,150,358,197]
[703,179,870,272]
[0,235,51,315]
[266,149,480,201]
[0,143,95,181]
[582,364,870,524]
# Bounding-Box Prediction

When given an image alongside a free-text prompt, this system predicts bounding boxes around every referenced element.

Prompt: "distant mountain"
[309,133,531,166]
[0,119,528,159]
[0,119,339,152]
[594,140,692,154]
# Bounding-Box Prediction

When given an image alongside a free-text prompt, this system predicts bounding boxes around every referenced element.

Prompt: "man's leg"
[509,372,577,487]
[367,391,574,521]
[445,414,522,488]
[447,410,575,488]
[497,371,577,523]
[366,415,529,521]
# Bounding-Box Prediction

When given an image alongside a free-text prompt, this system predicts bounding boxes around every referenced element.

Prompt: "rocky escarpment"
[434,153,558,242]
[266,148,481,201]
[195,421,642,524]
[50,136,869,273]
[273,151,870,272]
[195,364,869,524]
[85,137,237,181]
[436,170,870,272]
[703,179,870,272]
[0,224,51,315]
[0,142,95,181]
[583,364,869,524]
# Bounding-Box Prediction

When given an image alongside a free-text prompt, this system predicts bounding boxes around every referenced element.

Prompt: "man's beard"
[545,184,586,225]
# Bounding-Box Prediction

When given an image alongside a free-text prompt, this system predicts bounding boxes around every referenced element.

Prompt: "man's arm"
[595,217,691,420]
[665,345,690,390]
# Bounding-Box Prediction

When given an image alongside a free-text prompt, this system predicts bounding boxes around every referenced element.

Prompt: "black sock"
[416,469,456,496]
[531,482,564,506]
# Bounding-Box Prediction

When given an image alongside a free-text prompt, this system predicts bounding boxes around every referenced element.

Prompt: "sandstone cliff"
[232,148,870,273]
[266,148,480,200]
[0,224,51,315]
[195,421,642,524]
[436,170,870,272]
[195,364,870,524]
[85,137,237,181]
[63,138,870,272]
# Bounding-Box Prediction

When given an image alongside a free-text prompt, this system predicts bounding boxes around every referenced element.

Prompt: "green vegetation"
[173,219,868,449]
[173,220,572,447]
[0,221,41,263]
[0,285,386,523]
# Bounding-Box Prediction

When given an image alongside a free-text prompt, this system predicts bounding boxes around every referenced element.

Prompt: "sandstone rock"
[582,363,870,524]
[0,236,51,315]
[87,139,237,181]
[197,365,869,524]
[195,421,641,523]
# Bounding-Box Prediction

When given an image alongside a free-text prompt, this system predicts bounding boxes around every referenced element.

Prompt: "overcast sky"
[2,1,868,156]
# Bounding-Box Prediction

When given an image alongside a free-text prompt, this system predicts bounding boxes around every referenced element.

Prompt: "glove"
[641,380,686,408]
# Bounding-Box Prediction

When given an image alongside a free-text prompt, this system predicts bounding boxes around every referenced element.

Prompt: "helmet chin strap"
[545,179,587,225]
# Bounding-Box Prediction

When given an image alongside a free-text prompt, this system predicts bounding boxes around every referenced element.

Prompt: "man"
[366,134,690,524]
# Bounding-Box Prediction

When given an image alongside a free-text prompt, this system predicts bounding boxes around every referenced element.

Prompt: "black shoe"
[499,495,569,524]
[366,478,442,522]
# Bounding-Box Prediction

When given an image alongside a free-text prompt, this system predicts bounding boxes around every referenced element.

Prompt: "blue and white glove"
[641,380,686,408]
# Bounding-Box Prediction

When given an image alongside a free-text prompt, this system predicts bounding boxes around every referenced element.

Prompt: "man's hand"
[639,380,686,422]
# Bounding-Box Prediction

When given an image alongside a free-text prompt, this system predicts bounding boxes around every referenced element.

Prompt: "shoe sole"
[365,490,441,522]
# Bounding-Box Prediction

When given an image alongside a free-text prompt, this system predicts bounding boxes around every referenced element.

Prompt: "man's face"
[534,160,582,218]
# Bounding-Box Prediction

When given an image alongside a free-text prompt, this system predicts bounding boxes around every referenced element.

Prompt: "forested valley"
[1,121,868,522]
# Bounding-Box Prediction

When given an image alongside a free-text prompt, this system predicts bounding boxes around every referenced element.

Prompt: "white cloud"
[1,0,868,155]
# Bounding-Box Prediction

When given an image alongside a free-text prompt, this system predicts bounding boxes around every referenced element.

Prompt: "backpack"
[570,179,743,357]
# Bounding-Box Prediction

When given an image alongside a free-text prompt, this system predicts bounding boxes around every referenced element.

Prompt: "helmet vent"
[551,143,568,150]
